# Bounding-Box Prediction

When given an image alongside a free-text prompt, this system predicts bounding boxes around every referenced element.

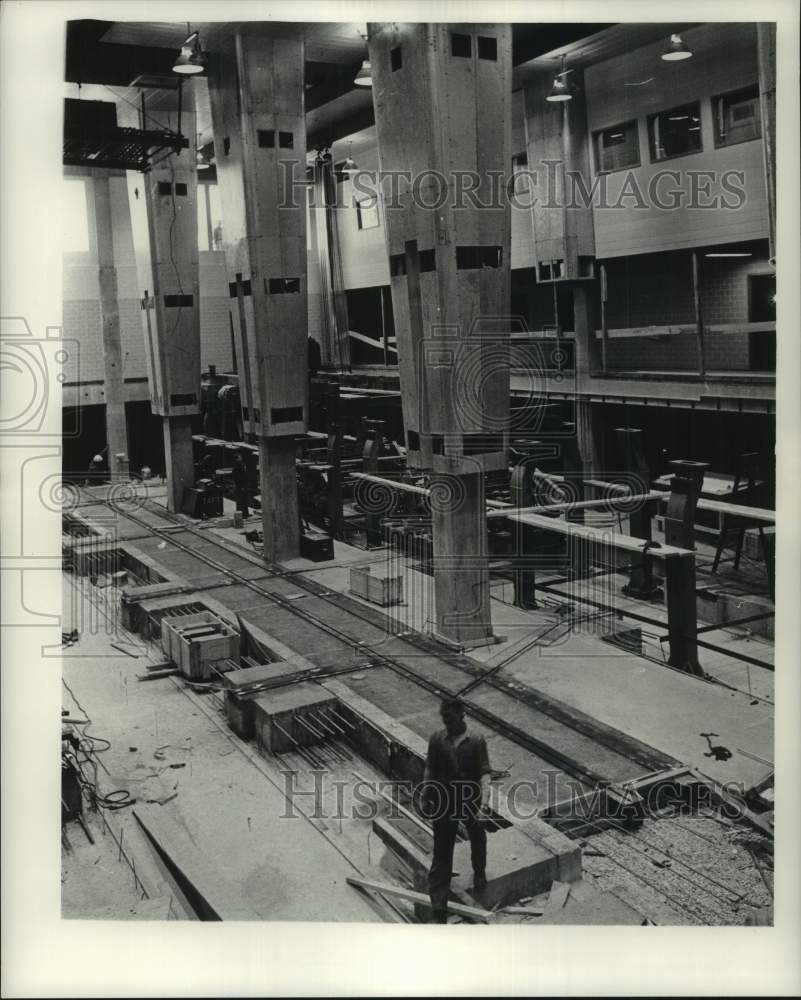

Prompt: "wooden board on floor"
[346,876,491,922]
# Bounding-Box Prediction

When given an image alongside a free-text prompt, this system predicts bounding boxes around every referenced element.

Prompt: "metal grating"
[63,125,189,172]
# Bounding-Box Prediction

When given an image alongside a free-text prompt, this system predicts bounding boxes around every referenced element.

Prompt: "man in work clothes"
[421,697,491,923]
[231,453,250,518]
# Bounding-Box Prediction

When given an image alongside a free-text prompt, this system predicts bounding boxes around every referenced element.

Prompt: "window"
[594,120,639,173]
[478,36,497,61]
[648,102,702,162]
[511,151,529,194]
[714,85,761,148]
[63,178,90,253]
[356,197,380,230]
[450,33,471,58]
[390,46,402,71]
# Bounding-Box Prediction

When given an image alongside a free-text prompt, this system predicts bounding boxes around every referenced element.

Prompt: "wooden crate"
[350,565,403,606]
[161,611,239,681]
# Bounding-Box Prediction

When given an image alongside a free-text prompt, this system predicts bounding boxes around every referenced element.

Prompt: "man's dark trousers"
[428,813,487,916]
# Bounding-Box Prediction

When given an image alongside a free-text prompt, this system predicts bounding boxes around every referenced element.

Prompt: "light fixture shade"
[353,60,372,87]
[661,34,692,61]
[342,155,359,176]
[545,76,572,102]
[173,32,206,75]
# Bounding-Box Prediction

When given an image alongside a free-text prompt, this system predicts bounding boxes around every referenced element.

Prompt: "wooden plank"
[345,876,491,923]
[372,817,430,877]
[543,880,571,916]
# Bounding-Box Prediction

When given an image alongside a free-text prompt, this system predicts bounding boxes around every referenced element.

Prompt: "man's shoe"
[431,910,448,924]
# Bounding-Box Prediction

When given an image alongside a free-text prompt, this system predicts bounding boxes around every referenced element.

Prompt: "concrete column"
[143,85,201,513]
[326,423,344,540]
[362,418,385,548]
[92,173,130,478]
[208,31,308,562]
[521,67,595,280]
[431,472,491,647]
[260,438,300,563]
[572,283,602,474]
[162,416,194,513]
[757,23,776,262]
[368,23,512,645]
[509,462,538,609]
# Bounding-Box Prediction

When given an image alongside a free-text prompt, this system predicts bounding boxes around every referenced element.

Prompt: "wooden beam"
[345,876,491,922]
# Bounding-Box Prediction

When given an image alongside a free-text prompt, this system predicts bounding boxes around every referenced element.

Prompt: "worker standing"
[420,697,491,923]
[231,453,250,518]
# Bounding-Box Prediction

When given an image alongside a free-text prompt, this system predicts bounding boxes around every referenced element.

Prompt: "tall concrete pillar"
[91,173,130,478]
[362,418,385,548]
[521,68,595,282]
[162,415,194,512]
[757,24,776,262]
[143,87,200,513]
[208,31,308,561]
[368,23,512,646]
[572,283,602,475]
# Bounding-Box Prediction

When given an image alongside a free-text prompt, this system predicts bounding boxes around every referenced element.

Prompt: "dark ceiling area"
[63,19,617,165]
[66,19,613,90]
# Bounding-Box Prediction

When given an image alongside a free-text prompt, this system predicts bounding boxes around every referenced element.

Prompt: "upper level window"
[594,120,639,173]
[356,197,380,230]
[648,102,702,162]
[714,85,761,148]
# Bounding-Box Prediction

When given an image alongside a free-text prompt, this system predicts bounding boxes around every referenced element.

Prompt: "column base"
[430,630,504,653]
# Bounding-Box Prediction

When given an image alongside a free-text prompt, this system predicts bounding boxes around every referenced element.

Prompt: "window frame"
[592,119,641,175]
[647,101,703,164]
[712,84,762,149]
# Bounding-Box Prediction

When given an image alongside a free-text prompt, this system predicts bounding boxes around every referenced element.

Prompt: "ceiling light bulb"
[173,31,206,75]
[354,60,372,87]
[661,34,692,61]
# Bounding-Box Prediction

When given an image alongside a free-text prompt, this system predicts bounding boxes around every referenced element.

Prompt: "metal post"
[692,250,706,377]
[599,262,609,372]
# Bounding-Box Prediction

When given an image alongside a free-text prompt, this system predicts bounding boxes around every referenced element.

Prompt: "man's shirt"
[426,726,491,785]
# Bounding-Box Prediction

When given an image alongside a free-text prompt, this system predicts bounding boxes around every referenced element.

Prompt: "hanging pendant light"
[661,34,692,61]
[546,55,572,102]
[173,26,206,75]
[353,60,372,87]
[342,142,359,177]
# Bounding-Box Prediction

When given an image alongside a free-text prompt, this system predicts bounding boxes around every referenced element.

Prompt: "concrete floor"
[62,485,774,923]
[207,525,774,790]
[61,574,396,922]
